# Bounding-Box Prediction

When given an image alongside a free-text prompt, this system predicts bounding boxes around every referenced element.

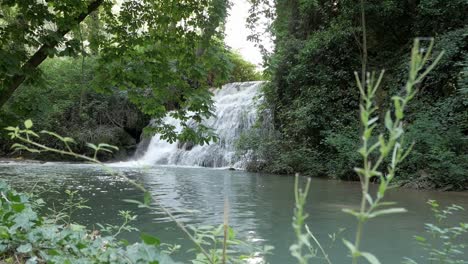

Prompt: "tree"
[243,0,467,189]
[0,0,231,143]
[0,0,104,108]
[226,51,263,82]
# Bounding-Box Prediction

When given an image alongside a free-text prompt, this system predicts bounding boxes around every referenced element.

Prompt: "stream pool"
[0,162,467,263]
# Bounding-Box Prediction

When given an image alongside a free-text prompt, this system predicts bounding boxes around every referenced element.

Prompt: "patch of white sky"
[225,0,272,69]
[112,0,272,69]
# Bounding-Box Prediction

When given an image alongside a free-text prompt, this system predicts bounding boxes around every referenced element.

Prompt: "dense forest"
[239,0,467,190]
[0,0,467,263]
[1,0,467,190]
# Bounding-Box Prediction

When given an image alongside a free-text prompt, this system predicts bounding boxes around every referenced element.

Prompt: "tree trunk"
[0,0,104,109]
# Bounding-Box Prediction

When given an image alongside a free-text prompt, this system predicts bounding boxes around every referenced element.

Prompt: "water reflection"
[0,163,467,263]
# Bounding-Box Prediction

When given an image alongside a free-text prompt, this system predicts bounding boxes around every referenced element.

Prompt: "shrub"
[0,57,149,160]
[0,181,174,264]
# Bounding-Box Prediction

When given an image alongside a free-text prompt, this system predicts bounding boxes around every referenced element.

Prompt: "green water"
[0,163,467,263]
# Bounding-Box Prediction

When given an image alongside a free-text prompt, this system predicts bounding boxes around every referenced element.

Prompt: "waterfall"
[136,81,263,169]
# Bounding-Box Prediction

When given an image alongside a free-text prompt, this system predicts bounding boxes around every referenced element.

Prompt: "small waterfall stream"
[136,81,263,169]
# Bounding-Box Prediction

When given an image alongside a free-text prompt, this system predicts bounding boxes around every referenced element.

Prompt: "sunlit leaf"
[361,251,381,264]
[141,233,160,246]
[4,126,17,131]
[98,143,119,150]
[368,208,407,218]
[24,119,33,129]
[343,239,357,255]
[122,199,143,206]
[86,143,98,150]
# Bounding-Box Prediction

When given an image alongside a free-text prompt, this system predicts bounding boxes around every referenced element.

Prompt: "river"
[0,162,466,263]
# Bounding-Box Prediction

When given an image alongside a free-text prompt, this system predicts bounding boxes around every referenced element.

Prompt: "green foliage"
[290,176,314,264]
[287,39,467,264]
[235,107,324,175]
[0,57,149,160]
[188,224,271,264]
[400,96,468,190]
[0,40,263,160]
[226,51,263,83]
[396,29,468,190]
[403,201,468,264]
[0,0,264,159]
[48,189,91,226]
[341,37,443,264]
[246,0,467,189]
[323,126,360,180]
[90,0,231,145]
[0,181,175,264]
[5,120,273,264]
[4,119,124,165]
[1,0,233,147]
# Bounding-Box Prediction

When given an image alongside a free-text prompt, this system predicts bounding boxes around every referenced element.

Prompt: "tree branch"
[0,0,104,109]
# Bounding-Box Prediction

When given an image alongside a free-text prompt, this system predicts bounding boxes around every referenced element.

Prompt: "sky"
[225,0,265,68]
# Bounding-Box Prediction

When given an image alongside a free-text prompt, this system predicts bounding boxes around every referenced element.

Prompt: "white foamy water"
[129,82,263,169]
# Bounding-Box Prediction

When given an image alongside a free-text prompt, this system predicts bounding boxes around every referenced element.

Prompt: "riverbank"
[0,163,467,263]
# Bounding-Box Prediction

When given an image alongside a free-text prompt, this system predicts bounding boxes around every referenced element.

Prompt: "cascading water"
[136,81,263,169]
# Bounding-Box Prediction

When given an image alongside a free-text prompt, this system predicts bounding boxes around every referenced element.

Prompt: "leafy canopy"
[1,0,231,144]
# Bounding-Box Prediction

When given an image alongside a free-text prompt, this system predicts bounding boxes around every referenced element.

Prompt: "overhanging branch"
[0,0,104,109]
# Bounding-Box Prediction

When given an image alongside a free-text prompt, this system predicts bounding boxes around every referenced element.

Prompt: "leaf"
[144,191,152,206]
[24,119,33,129]
[360,105,368,125]
[365,194,373,205]
[0,226,10,239]
[141,233,160,245]
[342,208,364,219]
[86,143,98,150]
[122,199,143,206]
[414,235,426,242]
[400,142,415,161]
[10,143,41,153]
[342,239,357,255]
[25,130,39,138]
[393,97,403,120]
[367,117,378,126]
[17,243,32,253]
[47,249,60,256]
[11,203,25,213]
[99,148,114,153]
[70,224,86,231]
[40,130,65,141]
[378,135,388,156]
[11,143,26,150]
[402,258,418,264]
[361,251,381,264]
[368,208,407,218]
[384,111,393,131]
[364,124,376,140]
[98,143,119,150]
[63,137,76,143]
